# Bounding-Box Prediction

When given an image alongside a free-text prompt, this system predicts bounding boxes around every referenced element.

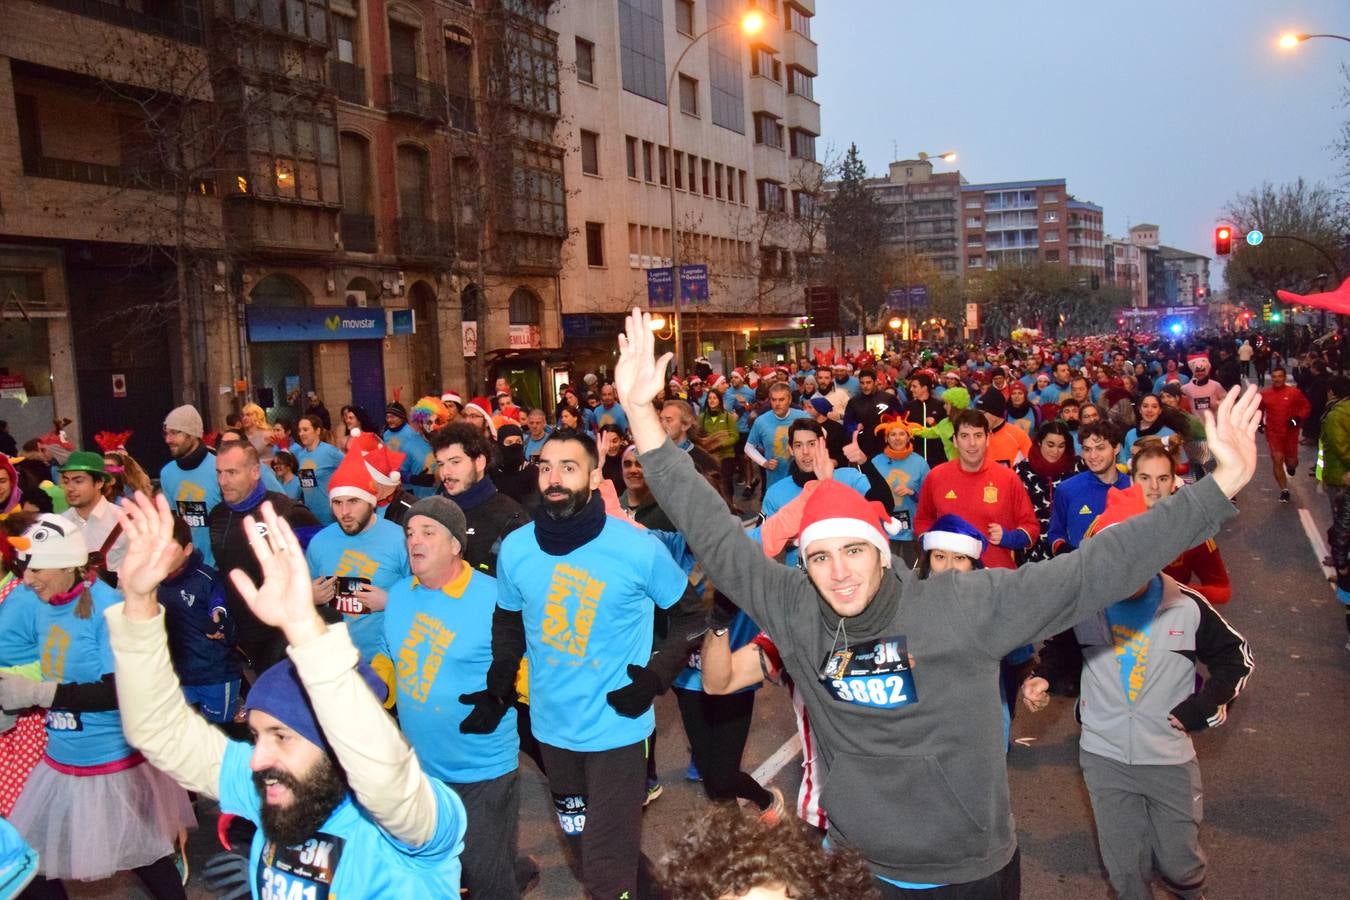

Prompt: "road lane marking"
[1297,507,1335,580]
[751,733,802,785]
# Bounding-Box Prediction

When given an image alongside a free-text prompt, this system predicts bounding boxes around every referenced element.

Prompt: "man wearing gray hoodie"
[614,309,1261,898]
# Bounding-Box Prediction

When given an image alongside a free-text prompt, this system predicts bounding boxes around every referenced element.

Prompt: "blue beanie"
[244,656,388,752]
[809,396,833,417]
[920,514,987,566]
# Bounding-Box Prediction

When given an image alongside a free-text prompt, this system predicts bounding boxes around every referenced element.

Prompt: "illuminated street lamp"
[1278,31,1350,49]
[666,9,765,372]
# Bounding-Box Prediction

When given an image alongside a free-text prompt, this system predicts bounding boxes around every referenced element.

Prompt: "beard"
[254,756,348,848]
[542,486,589,519]
[338,505,375,535]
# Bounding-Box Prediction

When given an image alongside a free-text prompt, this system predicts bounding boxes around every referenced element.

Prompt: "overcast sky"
[813,0,1348,260]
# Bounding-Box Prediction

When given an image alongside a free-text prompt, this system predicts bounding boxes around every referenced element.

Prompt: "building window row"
[784,1,812,37]
[754,112,783,149]
[787,66,813,100]
[620,135,750,205]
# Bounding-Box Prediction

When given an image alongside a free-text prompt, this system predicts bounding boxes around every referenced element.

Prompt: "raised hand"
[229,502,326,646]
[812,434,834,483]
[113,491,182,617]
[843,429,867,465]
[595,427,614,461]
[615,308,674,413]
[1203,384,1261,498]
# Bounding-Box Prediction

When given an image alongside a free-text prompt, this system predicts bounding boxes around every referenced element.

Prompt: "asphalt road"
[71,440,1350,899]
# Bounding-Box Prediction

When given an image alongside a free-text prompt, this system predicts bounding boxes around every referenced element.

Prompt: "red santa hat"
[464,397,497,437]
[1186,353,1210,370]
[441,390,463,409]
[363,444,406,488]
[346,430,382,455]
[798,480,900,567]
[328,450,378,505]
[710,374,728,390]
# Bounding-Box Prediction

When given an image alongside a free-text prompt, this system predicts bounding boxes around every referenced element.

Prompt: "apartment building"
[960,178,1105,277]
[0,0,565,466]
[552,0,822,370]
[855,157,964,278]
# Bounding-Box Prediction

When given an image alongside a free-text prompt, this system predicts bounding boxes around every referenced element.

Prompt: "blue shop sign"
[247,307,388,343]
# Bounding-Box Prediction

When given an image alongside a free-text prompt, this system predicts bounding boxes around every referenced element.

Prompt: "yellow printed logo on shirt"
[334,549,380,581]
[944,489,958,500]
[397,611,456,703]
[541,563,607,658]
[1078,504,1093,515]
[982,485,999,504]
[41,624,71,682]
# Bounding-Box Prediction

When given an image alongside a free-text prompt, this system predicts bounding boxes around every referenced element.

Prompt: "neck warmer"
[790,464,817,487]
[1008,399,1033,419]
[818,563,902,636]
[178,442,209,472]
[455,476,498,512]
[534,491,606,556]
[884,446,913,461]
[1027,442,1077,481]
[1192,376,1209,386]
[227,480,269,513]
[1136,419,1164,437]
[49,572,97,607]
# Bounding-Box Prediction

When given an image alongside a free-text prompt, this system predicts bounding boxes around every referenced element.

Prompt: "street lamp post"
[666,8,764,374]
[1278,32,1350,49]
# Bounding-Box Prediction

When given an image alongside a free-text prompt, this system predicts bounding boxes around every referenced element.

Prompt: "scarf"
[178,442,210,472]
[790,464,818,487]
[227,480,268,513]
[1027,442,1077,481]
[454,476,498,512]
[1136,418,1165,437]
[1008,398,1034,419]
[883,446,913,461]
[534,491,606,556]
[49,572,97,608]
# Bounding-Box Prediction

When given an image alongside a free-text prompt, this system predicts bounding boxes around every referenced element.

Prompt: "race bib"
[299,470,318,490]
[258,834,345,900]
[177,500,208,528]
[553,794,587,835]
[686,649,703,671]
[1194,396,1211,411]
[818,635,917,709]
[330,577,371,615]
[45,709,82,731]
[893,510,911,533]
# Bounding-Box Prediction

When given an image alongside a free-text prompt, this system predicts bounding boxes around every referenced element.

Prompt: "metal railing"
[25,154,216,195]
[385,75,448,124]
[32,0,204,43]
[331,61,367,105]
[340,213,376,252]
[396,216,448,258]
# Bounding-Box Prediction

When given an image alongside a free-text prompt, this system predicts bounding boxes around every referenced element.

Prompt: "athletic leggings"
[674,687,772,810]
[21,855,186,900]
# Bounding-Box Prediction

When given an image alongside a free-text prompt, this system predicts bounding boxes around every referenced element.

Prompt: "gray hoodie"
[639,439,1236,886]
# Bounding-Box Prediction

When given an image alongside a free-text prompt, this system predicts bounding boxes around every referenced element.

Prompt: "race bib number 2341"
[258,834,345,900]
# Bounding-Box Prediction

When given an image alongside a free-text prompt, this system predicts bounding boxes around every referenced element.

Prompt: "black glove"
[707,591,739,632]
[458,690,511,734]
[1167,696,1212,734]
[605,664,663,718]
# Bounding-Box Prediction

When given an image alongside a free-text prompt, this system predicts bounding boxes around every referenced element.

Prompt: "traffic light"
[1215,225,1233,256]
[1270,309,1282,323]
[1262,300,1272,322]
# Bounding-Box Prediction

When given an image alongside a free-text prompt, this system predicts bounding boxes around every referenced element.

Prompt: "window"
[626,136,638,179]
[966,217,981,228]
[340,133,371,215]
[659,146,668,186]
[751,47,780,81]
[396,144,431,219]
[787,67,813,99]
[965,198,981,209]
[389,20,419,78]
[446,28,475,131]
[687,154,697,192]
[1044,231,1060,243]
[678,74,699,116]
[575,37,595,84]
[509,288,541,325]
[642,140,654,182]
[754,113,783,148]
[585,222,605,266]
[726,167,736,202]
[1044,192,1059,203]
[793,190,817,219]
[967,255,983,268]
[675,0,694,34]
[673,150,683,189]
[15,94,41,169]
[1045,250,1061,263]
[714,163,723,198]
[739,170,747,204]
[701,159,711,195]
[237,93,339,203]
[789,129,815,161]
[335,14,356,62]
[580,130,599,175]
[707,0,746,133]
[1043,211,1059,223]
[757,179,784,212]
[619,0,667,103]
[785,2,811,36]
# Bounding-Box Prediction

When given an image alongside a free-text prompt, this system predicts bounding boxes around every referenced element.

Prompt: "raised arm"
[615,309,801,630]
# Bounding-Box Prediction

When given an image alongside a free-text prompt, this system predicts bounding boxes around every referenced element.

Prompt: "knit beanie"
[407,496,468,551]
[12,514,89,569]
[244,657,387,754]
[797,480,899,566]
[943,387,971,411]
[809,397,833,417]
[977,388,1007,417]
[920,514,987,565]
[327,450,377,505]
[164,405,204,439]
[385,402,408,421]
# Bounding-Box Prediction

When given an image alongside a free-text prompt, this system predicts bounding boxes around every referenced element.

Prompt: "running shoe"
[1280,490,1291,503]
[685,760,702,782]
[644,779,663,806]
[1286,462,1297,477]
[758,786,786,826]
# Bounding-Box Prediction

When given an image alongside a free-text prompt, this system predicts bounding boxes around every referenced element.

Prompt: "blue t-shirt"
[277,474,304,502]
[524,429,552,463]
[672,610,759,692]
[1118,426,1178,465]
[747,409,811,487]
[217,740,465,898]
[293,442,346,525]
[260,464,287,496]
[383,426,435,499]
[0,582,40,666]
[305,518,410,662]
[1104,576,1164,703]
[723,386,756,433]
[382,568,518,784]
[35,580,133,767]
[496,518,688,752]
[587,403,629,435]
[869,452,930,541]
[160,454,222,566]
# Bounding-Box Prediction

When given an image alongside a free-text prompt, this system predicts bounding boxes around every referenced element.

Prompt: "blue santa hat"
[920,514,987,566]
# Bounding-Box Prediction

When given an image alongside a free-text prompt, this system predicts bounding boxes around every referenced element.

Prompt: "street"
[67,441,1350,899]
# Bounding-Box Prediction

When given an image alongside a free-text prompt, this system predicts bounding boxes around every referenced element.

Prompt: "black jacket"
[905,398,948,468]
[456,489,528,576]
[379,488,419,529]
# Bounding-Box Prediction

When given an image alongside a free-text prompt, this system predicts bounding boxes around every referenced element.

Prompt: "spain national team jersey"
[496,517,688,751]
[217,740,466,898]
[305,518,410,662]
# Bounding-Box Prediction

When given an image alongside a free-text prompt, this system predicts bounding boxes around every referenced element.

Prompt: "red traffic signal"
[1215,226,1233,256]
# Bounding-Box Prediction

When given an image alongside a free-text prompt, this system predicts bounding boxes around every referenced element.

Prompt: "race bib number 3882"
[258,834,345,900]
[818,635,917,710]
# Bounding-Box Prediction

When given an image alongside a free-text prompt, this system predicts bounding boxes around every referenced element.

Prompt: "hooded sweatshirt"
[639,438,1236,886]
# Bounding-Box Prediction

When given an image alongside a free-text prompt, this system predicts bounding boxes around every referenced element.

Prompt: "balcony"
[781,29,817,76]
[385,75,448,125]
[396,216,449,259]
[32,0,204,43]
[25,154,216,195]
[785,91,820,136]
[340,213,376,253]
[331,61,367,105]
[748,77,786,120]
[448,91,476,132]
[226,200,339,258]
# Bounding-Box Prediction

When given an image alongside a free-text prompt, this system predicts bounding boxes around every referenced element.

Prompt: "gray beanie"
[407,496,468,552]
[164,405,204,439]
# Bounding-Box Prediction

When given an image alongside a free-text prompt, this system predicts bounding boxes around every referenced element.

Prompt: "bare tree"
[1223,178,1346,300]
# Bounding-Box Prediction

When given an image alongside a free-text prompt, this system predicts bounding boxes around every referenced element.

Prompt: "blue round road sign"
[1246,230,1264,246]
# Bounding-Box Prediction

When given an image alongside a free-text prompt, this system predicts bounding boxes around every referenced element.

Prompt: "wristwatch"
[712,627,730,638]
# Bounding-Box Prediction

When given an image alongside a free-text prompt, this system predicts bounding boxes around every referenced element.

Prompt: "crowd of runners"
[4,314,1346,899]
